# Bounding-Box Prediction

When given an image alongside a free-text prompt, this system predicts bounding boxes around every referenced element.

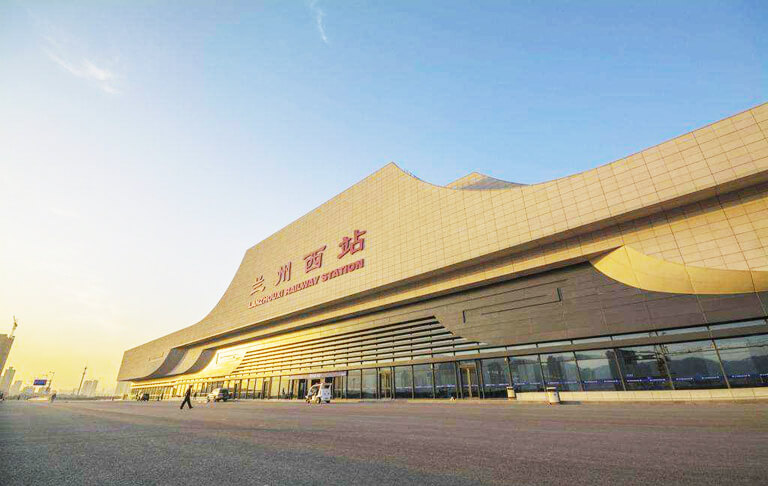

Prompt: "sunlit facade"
[119,103,768,402]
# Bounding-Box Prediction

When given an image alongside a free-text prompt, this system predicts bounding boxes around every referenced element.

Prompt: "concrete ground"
[0,399,767,485]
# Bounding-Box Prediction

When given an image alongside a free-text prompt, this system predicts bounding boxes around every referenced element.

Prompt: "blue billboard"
[33,379,48,386]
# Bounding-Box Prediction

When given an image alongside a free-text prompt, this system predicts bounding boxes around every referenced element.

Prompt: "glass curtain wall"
[394,366,413,399]
[509,356,544,392]
[715,335,768,387]
[574,350,623,391]
[347,370,362,398]
[615,346,671,390]
[481,358,511,398]
[362,369,377,398]
[150,332,768,401]
[540,352,581,391]
[659,341,726,389]
[332,375,346,399]
[434,362,458,398]
[413,364,434,398]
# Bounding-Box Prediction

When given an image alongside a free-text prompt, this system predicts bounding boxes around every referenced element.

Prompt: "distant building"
[0,335,14,377]
[81,379,99,397]
[9,380,22,396]
[0,367,15,395]
[0,317,18,377]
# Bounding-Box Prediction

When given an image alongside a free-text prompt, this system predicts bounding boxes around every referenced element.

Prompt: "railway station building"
[118,103,768,402]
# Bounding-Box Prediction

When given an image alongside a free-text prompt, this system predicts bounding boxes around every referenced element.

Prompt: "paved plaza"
[1,399,767,485]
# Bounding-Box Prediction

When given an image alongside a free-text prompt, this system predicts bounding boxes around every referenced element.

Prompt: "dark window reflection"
[659,341,726,389]
[510,356,544,392]
[434,362,457,398]
[481,358,511,398]
[616,346,671,390]
[715,337,768,387]
[575,349,623,391]
[540,352,581,391]
[322,332,768,399]
[332,375,346,399]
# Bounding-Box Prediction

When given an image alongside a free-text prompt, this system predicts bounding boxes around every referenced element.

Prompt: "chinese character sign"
[338,229,366,259]
[250,275,266,295]
[248,230,368,309]
[303,245,327,273]
[275,262,292,286]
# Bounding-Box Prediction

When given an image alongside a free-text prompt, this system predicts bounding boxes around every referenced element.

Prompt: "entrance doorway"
[459,362,480,399]
[379,368,392,399]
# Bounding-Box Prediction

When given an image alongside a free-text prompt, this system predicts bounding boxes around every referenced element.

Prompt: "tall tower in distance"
[0,317,17,376]
[0,367,16,395]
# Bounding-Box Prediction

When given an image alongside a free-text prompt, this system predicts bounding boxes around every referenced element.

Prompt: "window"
[434,362,457,398]
[659,341,726,389]
[710,320,767,331]
[715,335,768,387]
[572,336,611,344]
[413,364,434,399]
[613,332,654,341]
[481,347,507,353]
[481,358,511,398]
[540,352,581,391]
[362,369,377,398]
[656,326,708,336]
[347,370,361,399]
[574,349,623,391]
[539,340,571,347]
[394,366,413,399]
[616,346,671,390]
[509,356,544,392]
[508,344,537,350]
[332,375,346,399]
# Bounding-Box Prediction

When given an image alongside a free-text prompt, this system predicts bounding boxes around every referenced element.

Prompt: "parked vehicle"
[305,383,332,404]
[206,388,230,402]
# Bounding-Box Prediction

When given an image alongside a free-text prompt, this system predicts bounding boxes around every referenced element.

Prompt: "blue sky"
[0,1,766,390]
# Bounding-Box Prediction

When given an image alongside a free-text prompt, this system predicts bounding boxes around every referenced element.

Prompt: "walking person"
[180,386,193,410]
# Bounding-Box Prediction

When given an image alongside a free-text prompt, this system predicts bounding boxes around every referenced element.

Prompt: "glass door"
[459,362,480,398]
[379,368,393,399]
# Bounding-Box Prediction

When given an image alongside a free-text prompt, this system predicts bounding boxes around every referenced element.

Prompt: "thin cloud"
[309,0,329,44]
[43,37,121,94]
